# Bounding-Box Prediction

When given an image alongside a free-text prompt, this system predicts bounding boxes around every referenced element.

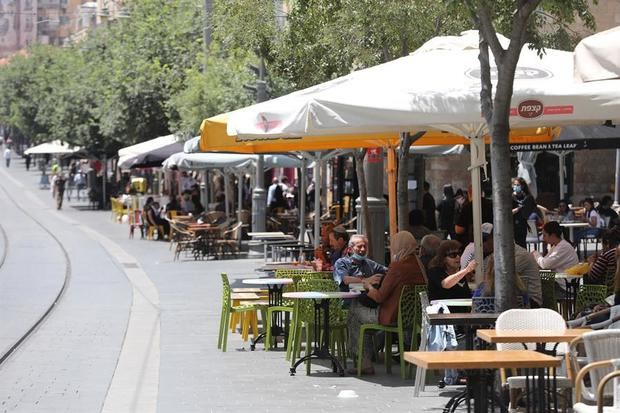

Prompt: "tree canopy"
[0,0,596,159]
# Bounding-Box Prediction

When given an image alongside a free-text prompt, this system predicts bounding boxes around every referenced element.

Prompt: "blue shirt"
[333,255,387,291]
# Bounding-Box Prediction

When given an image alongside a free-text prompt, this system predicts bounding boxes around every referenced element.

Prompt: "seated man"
[314,226,350,271]
[333,234,386,293]
[532,221,579,295]
[532,221,579,272]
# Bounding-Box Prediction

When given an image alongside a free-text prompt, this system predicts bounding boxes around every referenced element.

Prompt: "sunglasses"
[446,251,461,258]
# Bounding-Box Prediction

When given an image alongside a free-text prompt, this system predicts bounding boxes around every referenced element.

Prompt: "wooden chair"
[214,222,243,259]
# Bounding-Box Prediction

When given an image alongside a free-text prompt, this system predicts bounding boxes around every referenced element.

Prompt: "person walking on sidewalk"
[3,147,11,167]
[55,173,67,210]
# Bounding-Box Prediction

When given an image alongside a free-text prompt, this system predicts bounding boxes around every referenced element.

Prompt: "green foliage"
[168,48,257,137]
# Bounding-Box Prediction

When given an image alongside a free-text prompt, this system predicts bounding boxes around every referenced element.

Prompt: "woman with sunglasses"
[427,240,477,310]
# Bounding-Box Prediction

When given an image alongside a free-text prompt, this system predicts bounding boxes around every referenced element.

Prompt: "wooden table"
[476,328,591,354]
[284,291,360,376]
[243,278,294,350]
[405,350,561,413]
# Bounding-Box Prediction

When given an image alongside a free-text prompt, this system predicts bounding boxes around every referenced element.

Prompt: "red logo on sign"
[366,148,382,163]
[517,100,544,119]
[255,115,282,132]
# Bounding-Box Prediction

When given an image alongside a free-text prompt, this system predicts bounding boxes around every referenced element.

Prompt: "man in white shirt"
[267,177,279,207]
[532,221,579,273]
[3,148,11,167]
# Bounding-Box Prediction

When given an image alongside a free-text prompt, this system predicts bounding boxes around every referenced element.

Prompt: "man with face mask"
[333,234,387,292]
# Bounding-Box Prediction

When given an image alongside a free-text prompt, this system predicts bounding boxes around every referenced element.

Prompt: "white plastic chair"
[572,330,620,406]
[495,308,573,412]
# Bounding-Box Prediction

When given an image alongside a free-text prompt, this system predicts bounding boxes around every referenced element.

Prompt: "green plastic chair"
[263,269,309,352]
[539,270,557,311]
[575,284,609,315]
[356,284,426,379]
[289,278,347,375]
[218,273,267,352]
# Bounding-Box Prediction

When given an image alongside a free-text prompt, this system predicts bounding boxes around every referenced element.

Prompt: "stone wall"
[573,149,616,202]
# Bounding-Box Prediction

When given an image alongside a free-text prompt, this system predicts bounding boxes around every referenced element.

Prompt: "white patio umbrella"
[227,30,620,281]
[118,134,185,169]
[25,140,80,155]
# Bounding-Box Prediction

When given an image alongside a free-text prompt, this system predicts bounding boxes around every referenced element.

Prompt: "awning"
[118,134,185,169]
[161,152,302,171]
[24,140,80,155]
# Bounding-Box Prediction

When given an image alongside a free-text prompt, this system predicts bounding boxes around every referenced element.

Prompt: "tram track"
[0,180,72,367]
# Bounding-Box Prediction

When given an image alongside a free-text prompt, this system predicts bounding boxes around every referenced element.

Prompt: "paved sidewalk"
[0,157,459,412]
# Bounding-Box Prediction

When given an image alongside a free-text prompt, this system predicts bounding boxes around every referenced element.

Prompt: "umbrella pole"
[615,149,620,208]
[314,152,321,248]
[298,158,307,243]
[237,171,243,224]
[387,145,397,239]
[223,170,230,218]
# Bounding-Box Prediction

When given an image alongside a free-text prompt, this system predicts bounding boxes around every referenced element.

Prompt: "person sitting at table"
[476,224,542,307]
[598,195,619,229]
[347,231,425,375]
[333,234,387,293]
[314,226,350,271]
[427,240,476,311]
[419,234,441,271]
[473,255,529,307]
[180,190,195,214]
[165,195,181,214]
[584,227,620,285]
[574,198,604,246]
[532,221,579,272]
[557,199,575,223]
[190,185,205,214]
[144,200,170,240]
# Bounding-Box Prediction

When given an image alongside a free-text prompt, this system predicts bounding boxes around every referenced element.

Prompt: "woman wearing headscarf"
[347,231,426,375]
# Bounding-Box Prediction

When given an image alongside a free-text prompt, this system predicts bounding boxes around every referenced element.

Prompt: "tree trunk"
[355,149,371,253]
[397,132,425,231]
[475,0,542,312]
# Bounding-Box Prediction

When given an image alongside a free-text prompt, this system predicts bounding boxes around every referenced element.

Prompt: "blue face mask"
[351,253,366,262]
[513,185,522,194]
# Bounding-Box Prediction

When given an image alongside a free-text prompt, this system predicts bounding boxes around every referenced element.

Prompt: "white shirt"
[3,149,10,160]
[533,239,579,273]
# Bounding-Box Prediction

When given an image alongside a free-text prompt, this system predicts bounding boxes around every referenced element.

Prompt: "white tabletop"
[559,222,589,228]
[430,298,473,307]
[284,291,361,299]
[349,283,364,292]
[242,278,294,285]
[555,273,584,280]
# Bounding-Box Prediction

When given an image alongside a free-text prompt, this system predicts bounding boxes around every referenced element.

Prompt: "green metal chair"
[539,270,557,311]
[356,284,426,379]
[289,278,347,375]
[218,273,267,352]
[575,284,609,315]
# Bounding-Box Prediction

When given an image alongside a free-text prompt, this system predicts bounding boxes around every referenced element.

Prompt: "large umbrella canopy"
[574,25,620,82]
[24,140,80,155]
[226,30,620,139]
[161,152,302,171]
[118,134,185,169]
[221,29,620,280]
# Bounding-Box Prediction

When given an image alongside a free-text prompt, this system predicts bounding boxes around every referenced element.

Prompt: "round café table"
[242,278,294,350]
[431,298,473,307]
[555,272,583,318]
[283,291,360,376]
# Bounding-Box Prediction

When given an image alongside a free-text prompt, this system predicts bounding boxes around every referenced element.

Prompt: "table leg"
[289,299,344,376]
[251,284,284,351]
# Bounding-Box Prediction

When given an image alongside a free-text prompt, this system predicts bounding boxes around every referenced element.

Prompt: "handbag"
[357,292,378,308]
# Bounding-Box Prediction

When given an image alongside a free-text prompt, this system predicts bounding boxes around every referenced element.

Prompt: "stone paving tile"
[0,159,459,412]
